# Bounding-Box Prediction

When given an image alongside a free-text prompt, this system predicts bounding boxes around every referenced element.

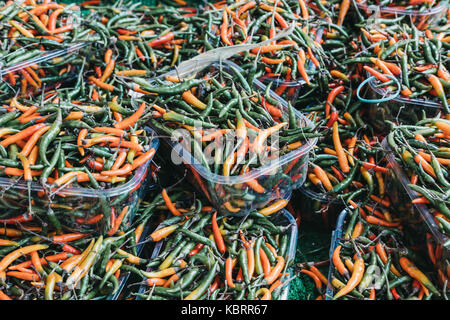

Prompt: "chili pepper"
[0,244,48,272]
[399,257,441,297]
[333,255,365,299]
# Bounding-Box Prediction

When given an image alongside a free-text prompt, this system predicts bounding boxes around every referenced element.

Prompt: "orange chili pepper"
[162,189,181,216]
[114,102,146,130]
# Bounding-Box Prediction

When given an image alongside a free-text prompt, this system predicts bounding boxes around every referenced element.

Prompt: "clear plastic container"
[0,1,108,100]
[0,40,98,99]
[364,75,443,133]
[148,60,317,216]
[368,75,443,109]
[324,207,430,300]
[325,139,450,299]
[136,208,298,300]
[357,38,444,128]
[0,130,159,235]
[275,208,299,300]
[326,207,449,299]
[355,0,448,29]
[381,138,449,280]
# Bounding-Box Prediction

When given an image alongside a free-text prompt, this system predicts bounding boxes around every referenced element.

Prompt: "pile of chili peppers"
[386,118,450,238]
[132,189,295,300]
[0,197,155,300]
[324,192,447,300]
[137,61,318,215]
[356,0,445,13]
[0,0,449,300]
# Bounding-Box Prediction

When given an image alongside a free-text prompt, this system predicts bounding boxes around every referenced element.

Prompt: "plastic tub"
[381,138,449,247]
[381,138,449,281]
[356,36,444,132]
[147,60,317,216]
[325,207,449,299]
[323,207,430,300]
[362,74,443,133]
[0,129,159,235]
[275,208,299,300]
[368,75,443,110]
[136,208,298,300]
[0,2,97,98]
[357,29,445,116]
[0,43,92,99]
[0,42,106,100]
[382,139,450,285]
[355,0,448,29]
[324,141,449,300]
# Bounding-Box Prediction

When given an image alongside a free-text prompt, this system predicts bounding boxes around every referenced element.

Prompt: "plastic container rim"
[279,208,299,300]
[359,41,443,109]
[325,208,349,300]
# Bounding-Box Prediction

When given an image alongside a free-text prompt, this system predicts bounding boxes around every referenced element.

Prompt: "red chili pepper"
[148,32,175,48]
[61,244,80,255]
[212,211,226,254]
[188,243,205,257]
[391,288,401,300]
[362,162,390,173]
[363,66,391,83]
[325,86,345,117]
[0,214,33,224]
[330,165,345,181]
[209,276,221,292]
[326,108,338,128]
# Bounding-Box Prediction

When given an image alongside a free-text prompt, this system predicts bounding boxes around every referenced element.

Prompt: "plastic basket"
[146,59,317,216]
[382,138,449,281]
[325,140,450,300]
[0,41,99,101]
[381,139,449,247]
[136,208,298,300]
[0,129,159,235]
[104,224,152,300]
[325,207,449,299]
[368,75,443,108]
[0,3,99,99]
[362,73,444,133]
